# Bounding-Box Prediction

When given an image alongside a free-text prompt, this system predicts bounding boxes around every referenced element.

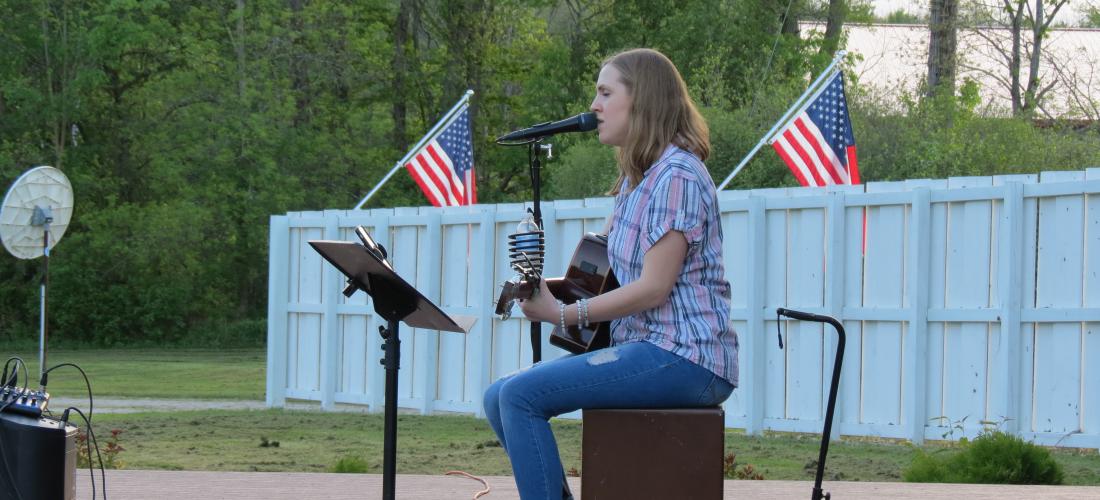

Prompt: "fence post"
[825,192,847,439]
[998,182,1025,435]
[905,188,932,444]
[319,210,342,410]
[472,207,497,417]
[266,215,290,408]
[418,211,443,415]
[744,196,767,435]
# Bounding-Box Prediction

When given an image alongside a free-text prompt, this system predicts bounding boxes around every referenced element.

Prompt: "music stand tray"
[309,237,468,500]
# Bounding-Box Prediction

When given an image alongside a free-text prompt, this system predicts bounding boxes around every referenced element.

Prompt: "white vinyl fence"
[267,169,1100,449]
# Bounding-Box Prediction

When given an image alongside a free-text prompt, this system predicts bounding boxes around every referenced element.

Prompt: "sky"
[869,0,1090,24]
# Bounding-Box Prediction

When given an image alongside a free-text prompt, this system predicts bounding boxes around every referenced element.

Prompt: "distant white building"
[868,1,1092,25]
[804,22,1100,119]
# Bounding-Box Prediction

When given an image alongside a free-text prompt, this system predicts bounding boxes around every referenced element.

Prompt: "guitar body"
[547,233,619,354]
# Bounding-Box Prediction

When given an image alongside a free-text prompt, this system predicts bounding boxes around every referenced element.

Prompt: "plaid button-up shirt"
[607,145,739,385]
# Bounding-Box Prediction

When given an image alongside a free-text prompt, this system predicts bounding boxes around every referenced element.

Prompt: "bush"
[331,456,370,473]
[850,84,1100,183]
[904,431,1064,485]
[76,428,125,469]
[723,452,765,480]
[182,318,267,348]
[546,139,619,200]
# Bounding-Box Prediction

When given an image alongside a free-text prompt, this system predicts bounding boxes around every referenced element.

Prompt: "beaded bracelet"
[579,298,590,328]
[558,300,567,331]
[576,300,584,329]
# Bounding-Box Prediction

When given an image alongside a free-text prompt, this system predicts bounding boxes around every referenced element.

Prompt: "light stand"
[31,206,53,389]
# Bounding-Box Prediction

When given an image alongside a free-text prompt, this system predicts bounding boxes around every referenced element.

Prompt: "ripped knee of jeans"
[502,361,539,379]
[586,347,620,366]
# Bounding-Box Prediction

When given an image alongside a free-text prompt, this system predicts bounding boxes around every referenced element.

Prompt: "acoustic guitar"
[494,232,619,354]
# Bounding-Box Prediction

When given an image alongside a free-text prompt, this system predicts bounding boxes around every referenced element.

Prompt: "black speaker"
[0,412,78,500]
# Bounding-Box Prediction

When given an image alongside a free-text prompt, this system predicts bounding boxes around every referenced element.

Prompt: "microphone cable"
[41,362,95,420]
[61,406,106,500]
[43,362,106,499]
[444,470,491,499]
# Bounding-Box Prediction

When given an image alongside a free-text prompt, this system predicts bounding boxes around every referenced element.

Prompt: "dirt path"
[47,397,370,414]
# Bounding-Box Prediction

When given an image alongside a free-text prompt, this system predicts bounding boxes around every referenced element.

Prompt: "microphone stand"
[527,139,551,363]
[776,308,846,500]
[497,131,554,364]
[498,134,575,500]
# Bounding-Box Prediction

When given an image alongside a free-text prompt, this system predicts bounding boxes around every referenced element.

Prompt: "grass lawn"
[3,346,1098,484]
[85,409,1100,485]
[0,347,265,400]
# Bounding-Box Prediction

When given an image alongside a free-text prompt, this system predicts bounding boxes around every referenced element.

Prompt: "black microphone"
[496,112,598,142]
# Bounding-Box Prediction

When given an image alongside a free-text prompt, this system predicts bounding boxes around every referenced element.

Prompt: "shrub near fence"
[267,169,1100,449]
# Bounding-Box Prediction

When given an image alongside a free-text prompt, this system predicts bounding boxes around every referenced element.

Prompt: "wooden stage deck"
[81,469,1100,499]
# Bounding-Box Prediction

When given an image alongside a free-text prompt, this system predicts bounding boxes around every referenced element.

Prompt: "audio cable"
[46,362,105,499]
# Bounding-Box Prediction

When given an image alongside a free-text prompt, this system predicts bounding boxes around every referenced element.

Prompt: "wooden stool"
[581,407,724,500]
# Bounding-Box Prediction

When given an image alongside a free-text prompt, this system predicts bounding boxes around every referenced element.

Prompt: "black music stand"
[310,236,468,500]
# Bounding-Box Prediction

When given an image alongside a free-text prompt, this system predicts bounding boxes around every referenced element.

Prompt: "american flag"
[405,107,477,207]
[769,71,860,187]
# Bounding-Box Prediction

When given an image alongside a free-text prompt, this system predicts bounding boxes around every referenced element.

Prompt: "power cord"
[1,357,30,396]
[1,357,28,388]
[41,362,95,418]
[43,362,105,499]
[445,470,491,499]
[61,407,105,500]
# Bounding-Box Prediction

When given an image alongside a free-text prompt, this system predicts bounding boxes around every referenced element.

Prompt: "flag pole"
[717,51,847,190]
[354,89,475,210]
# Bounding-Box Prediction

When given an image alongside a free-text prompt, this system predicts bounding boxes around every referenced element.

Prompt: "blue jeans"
[482,341,734,500]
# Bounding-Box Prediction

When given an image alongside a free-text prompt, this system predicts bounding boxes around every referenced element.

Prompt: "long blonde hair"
[604,48,710,195]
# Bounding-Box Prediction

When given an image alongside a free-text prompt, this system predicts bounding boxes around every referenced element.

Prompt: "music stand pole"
[310,237,468,500]
[380,318,400,499]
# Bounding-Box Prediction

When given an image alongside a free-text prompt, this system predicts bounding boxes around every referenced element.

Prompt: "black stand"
[33,207,53,390]
[526,140,551,363]
[380,317,400,497]
[497,132,572,499]
[776,308,846,500]
[310,237,468,500]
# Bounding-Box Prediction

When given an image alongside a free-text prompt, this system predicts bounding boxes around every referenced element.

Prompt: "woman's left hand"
[518,278,558,324]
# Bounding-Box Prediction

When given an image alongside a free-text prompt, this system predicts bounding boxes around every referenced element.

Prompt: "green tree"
[927,0,959,98]
[884,9,925,24]
[1082,2,1100,27]
[0,0,1095,346]
[963,0,1072,117]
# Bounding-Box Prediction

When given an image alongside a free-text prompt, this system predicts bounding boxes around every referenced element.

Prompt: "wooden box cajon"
[581,407,724,500]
